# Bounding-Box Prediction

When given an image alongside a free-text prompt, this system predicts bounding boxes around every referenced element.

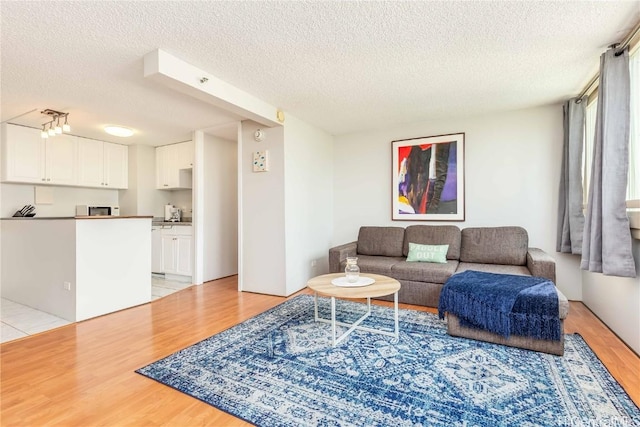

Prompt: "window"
[582,46,639,208]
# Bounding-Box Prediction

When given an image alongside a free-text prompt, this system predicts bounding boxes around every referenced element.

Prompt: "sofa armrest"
[329,241,357,273]
[527,248,556,283]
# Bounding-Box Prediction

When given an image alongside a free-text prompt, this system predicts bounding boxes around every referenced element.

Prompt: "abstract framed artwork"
[392,133,465,221]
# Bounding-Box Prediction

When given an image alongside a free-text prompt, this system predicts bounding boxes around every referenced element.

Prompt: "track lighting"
[62,115,70,132]
[40,109,71,139]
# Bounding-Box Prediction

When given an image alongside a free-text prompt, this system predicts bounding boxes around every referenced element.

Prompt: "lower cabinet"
[151,226,163,274]
[160,226,192,276]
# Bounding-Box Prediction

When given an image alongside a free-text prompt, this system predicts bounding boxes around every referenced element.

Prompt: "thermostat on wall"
[253,150,269,172]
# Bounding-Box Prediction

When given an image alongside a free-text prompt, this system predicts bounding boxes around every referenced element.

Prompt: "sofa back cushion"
[460,226,528,265]
[402,225,461,260]
[357,226,405,257]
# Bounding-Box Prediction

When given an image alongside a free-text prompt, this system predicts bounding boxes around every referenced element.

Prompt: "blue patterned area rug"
[136,295,640,427]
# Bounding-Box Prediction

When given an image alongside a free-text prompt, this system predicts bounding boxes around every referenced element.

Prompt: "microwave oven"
[75,205,120,217]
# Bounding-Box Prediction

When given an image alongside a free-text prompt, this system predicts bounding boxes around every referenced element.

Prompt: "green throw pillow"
[406,243,449,263]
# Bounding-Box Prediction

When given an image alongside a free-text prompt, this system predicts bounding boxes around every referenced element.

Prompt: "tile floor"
[1,275,193,344]
[151,274,193,300]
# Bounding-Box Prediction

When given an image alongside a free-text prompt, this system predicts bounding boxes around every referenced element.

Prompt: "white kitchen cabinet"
[175,235,193,276]
[78,139,128,189]
[104,142,128,189]
[160,225,192,276]
[1,123,127,189]
[46,134,78,185]
[151,226,163,274]
[156,141,193,189]
[161,234,178,273]
[77,138,103,186]
[1,124,44,183]
[1,123,77,185]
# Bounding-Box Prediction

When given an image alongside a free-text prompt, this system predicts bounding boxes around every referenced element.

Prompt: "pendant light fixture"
[40,109,71,139]
[62,114,70,132]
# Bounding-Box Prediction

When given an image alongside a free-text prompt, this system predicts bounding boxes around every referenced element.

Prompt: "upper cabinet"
[46,134,78,185]
[156,141,193,190]
[77,138,103,187]
[1,124,78,185]
[78,139,128,189]
[103,142,128,189]
[1,123,127,189]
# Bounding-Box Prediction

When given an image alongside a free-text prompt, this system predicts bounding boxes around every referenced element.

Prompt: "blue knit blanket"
[438,270,561,341]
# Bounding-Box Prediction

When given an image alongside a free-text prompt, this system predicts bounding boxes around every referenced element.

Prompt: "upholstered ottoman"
[439,272,569,356]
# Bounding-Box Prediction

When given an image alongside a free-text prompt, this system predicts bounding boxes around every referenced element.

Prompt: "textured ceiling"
[1,1,639,145]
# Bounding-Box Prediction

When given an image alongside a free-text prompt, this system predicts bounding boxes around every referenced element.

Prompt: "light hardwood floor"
[1,276,638,426]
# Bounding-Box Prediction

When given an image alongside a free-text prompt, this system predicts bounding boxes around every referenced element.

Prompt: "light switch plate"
[253,150,269,172]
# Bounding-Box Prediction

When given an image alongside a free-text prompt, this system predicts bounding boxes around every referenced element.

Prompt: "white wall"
[119,145,173,218]
[1,219,77,321]
[1,218,151,322]
[75,218,151,321]
[582,240,640,354]
[0,183,118,218]
[333,104,583,300]
[170,190,193,218]
[202,133,238,281]
[239,121,287,295]
[284,114,334,295]
[118,145,138,216]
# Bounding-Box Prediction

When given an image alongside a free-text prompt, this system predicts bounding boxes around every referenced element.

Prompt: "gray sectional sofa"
[329,225,558,305]
[329,225,570,354]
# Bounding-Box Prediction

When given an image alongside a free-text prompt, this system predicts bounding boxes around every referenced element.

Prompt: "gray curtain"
[557,97,585,254]
[581,47,637,278]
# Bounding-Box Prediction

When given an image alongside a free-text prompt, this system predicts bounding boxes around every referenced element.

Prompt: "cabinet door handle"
[164,184,168,187]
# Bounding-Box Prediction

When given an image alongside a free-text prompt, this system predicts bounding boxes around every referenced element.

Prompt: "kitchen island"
[1,216,152,321]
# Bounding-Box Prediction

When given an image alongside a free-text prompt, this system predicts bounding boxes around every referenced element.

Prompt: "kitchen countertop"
[152,221,192,226]
[1,216,153,220]
[77,215,153,219]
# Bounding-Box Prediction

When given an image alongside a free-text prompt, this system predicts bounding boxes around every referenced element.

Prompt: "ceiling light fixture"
[104,125,134,137]
[62,115,70,132]
[40,109,71,139]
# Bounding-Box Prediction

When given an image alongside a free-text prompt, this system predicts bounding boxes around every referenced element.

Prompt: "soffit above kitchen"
[1,1,638,146]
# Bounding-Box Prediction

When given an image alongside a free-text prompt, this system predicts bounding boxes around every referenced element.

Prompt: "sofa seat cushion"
[391,260,459,284]
[341,255,404,275]
[357,226,405,257]
[403,225,461,260]
[460,226,528,265]
[456,262,531,277]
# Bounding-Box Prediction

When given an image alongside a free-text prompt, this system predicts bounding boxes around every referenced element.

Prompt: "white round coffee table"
[306,273,401,346]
